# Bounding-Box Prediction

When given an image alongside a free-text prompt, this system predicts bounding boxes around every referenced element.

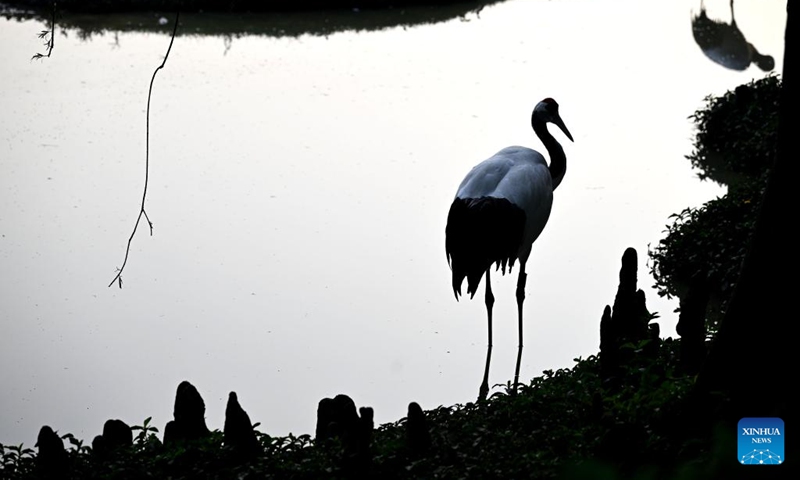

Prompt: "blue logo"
[738,417,784,465]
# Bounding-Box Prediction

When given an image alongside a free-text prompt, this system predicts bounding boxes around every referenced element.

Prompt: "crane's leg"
[513,264,527,394]
[479,268,494,401]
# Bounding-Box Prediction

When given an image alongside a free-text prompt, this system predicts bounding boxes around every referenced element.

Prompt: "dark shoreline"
[3,0,496,13]
[2,0,503,37]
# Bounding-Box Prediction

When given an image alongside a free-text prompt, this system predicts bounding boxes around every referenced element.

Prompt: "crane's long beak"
[554,116,574,142]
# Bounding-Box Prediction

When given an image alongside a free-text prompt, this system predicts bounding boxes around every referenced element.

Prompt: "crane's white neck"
[532,118,567,190]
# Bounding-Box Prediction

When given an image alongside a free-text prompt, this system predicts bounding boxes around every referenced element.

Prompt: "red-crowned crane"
[445,98,573,400]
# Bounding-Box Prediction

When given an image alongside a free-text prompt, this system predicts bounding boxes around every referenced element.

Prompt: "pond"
[0,0,786,447]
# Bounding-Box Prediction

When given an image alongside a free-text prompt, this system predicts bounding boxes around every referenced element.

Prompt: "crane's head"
[533,98,573,142]
[754,52,775,72]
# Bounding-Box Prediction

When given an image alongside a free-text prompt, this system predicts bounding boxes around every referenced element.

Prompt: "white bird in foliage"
[445,98,573,400]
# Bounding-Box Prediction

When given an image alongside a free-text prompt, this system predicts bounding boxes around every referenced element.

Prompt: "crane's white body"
[455,146,554,266]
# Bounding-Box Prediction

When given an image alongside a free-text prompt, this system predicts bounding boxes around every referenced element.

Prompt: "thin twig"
[31,1,56,61]
[109,12,180,289]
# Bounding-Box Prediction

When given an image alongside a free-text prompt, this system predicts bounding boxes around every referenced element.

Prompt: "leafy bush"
[686,74,780,186]
[648,177,765,332]
[649,74,779,334]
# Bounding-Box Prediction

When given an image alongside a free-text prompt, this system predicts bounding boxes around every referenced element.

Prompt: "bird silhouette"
[446,97,573,400]
[692,0,774,72]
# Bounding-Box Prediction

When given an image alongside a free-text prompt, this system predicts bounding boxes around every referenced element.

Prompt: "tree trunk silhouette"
[694,0,795,473]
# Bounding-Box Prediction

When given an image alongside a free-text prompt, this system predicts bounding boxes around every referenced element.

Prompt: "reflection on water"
[0,0,786,450]
[691,0,774,71]
[4,1,502,39]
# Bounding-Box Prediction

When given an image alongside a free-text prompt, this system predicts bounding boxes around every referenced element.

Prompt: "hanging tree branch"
[31,1,56,61]
[109,12,180,289]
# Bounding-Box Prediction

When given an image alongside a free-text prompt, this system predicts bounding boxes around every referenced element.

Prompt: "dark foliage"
[686,74,780,186]
[648,175,765,334]
[649,74,779,335]
[1,341,715,479]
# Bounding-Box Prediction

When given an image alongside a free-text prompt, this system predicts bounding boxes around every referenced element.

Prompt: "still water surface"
[0,0,786,447]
